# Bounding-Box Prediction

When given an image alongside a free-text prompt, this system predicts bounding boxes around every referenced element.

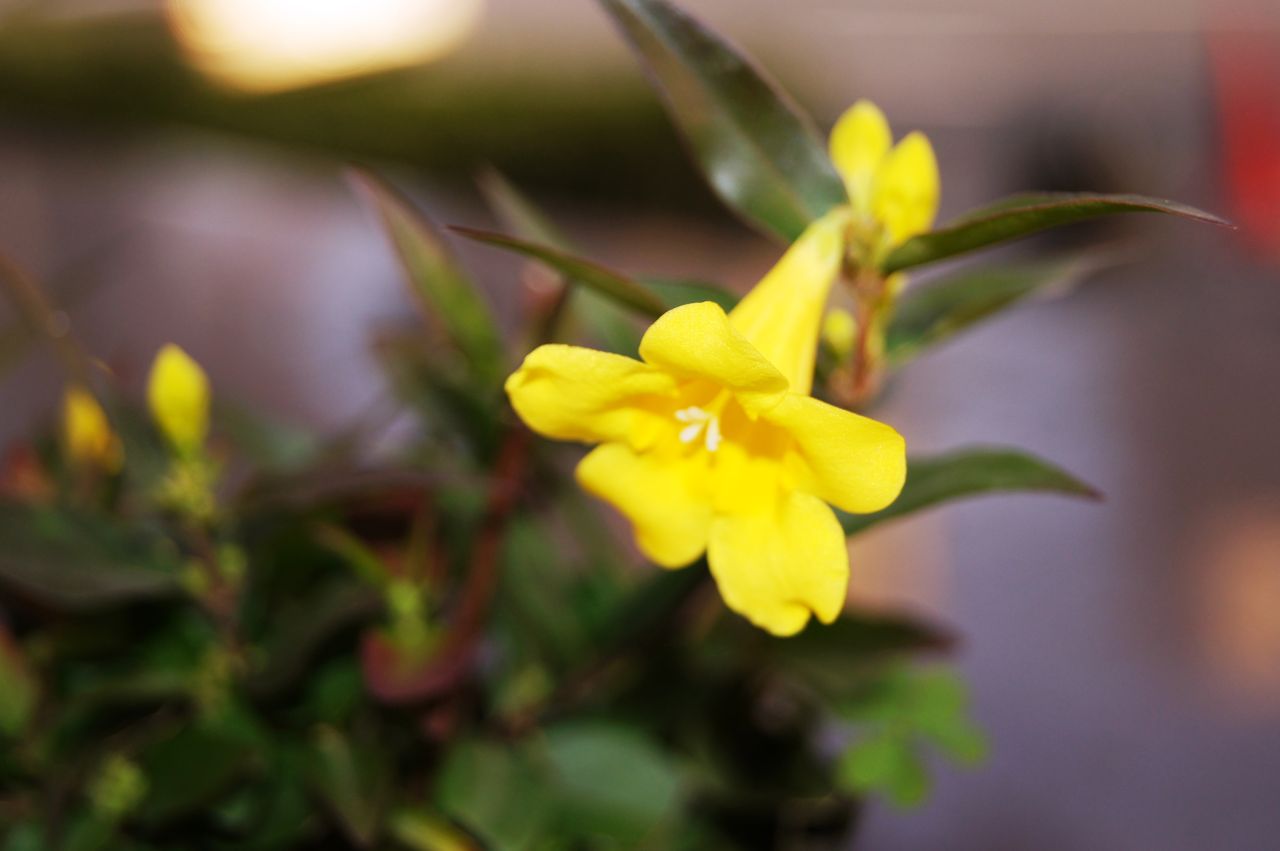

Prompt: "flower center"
[674,405,722,453]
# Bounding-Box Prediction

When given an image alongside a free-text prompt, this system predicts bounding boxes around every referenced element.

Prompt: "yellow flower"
[62,387,123,472]
[147,344,211,454]
[505,210,906,635]
[828,100,939,264]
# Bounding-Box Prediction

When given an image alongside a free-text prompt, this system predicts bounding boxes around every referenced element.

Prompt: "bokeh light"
[166,0,484,92]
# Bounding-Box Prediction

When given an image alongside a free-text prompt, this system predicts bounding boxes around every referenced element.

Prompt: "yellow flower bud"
[147,344,211,454]
[822,307,858,360]
[62,387,123,472]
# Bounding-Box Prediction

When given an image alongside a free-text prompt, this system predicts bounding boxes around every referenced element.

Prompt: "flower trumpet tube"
[505,210,906,636]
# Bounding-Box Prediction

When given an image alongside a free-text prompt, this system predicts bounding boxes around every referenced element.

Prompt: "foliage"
[0,0,1226,847]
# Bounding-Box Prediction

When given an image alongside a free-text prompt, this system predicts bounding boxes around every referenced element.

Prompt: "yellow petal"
[147,344,211,454]
[638,302,787,414]
[707,491,848,636]
[829,100,892,213]
[62,387,123,472]
[727,208,850,396]
[576,442,711,568]
[505,344,677,448]
[765,393,905,514]
[872,131,939,246]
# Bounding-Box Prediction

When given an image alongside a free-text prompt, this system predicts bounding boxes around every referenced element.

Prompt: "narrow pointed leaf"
[886,254,1104,364]
[350,170,502,383]
[883,193,1231,273]
[477,168,574,250]
[840,447,1100,536]
[476,170,641,352]
[597,0,846,241]
[451,227,668,318]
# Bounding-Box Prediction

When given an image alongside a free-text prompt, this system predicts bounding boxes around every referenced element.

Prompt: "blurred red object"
[1211,30,1280,256]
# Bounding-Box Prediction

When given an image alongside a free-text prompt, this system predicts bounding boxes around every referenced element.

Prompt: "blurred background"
[1,0,1279,847]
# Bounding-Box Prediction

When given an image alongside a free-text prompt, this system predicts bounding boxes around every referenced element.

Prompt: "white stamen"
[679,422,704,444]
[674,404,722,452]
[704,416,722,452]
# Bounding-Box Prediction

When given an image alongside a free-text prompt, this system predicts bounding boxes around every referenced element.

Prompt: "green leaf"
[544,721,681,844]
[840,447,1100,537]
[246,581,382,701]
[390,811,481,851]
[0,503,182,610]
[451,226,668,318]
[476,170,644,353]
[350,170,503,384]
[136,723,256,826]
[884,192,1231,273]
[837,731,929,808]
[769,610,954,696]
[308,725,390,847]
[886,254,1104,364]
[900,670,988,765]
[436,739,553,851]
[644,277,739,313]
[596,0,845,241]
[477,168,574,250]
[0,628,37,737]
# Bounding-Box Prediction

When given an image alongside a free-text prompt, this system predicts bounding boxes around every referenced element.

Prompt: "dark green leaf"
[0,503,182,609]
[544,721,681,844]
[884,193,1231,273]
[886,254,1103,364]
[644,277,739,312]
[840,447,1100,536]
[477,168,574,250]
[308,725,389,847]
[246,581,383,700]
[769,610,954,695]
[597,0,845,241]
[137,724,256,826]
[475,171,643,353]
[436,739,553,851]
[350,170,503,384]
[451,227,668,318]
[0,628,37,736]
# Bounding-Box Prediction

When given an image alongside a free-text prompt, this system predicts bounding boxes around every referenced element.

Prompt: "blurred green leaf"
[836,665,986,807]
[0,503,181,610]
[390,811,482,851]
[247,581,382,700]
[886,254,1103,364]
[477,168,574,250]
[351,170,503,385]
[837,731,928,808]
[136,723,257,826]
[769,610,954,695]
[436,739,553,851]
[544,721,681,844]
[840,448,1100,537]
[308,725,390,847]
[644,278,739,312]
[0,628,37,737]
[596,0,845,241]
[452,227,668,318]
[478,169,646,353]
[884,193,1230,273]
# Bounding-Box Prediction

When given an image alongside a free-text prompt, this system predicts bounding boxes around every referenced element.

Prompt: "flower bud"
[147,344,210,454]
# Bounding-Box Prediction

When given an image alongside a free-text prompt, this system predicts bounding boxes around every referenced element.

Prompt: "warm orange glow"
[1195,503,1280,711]
[167,0,483,92]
